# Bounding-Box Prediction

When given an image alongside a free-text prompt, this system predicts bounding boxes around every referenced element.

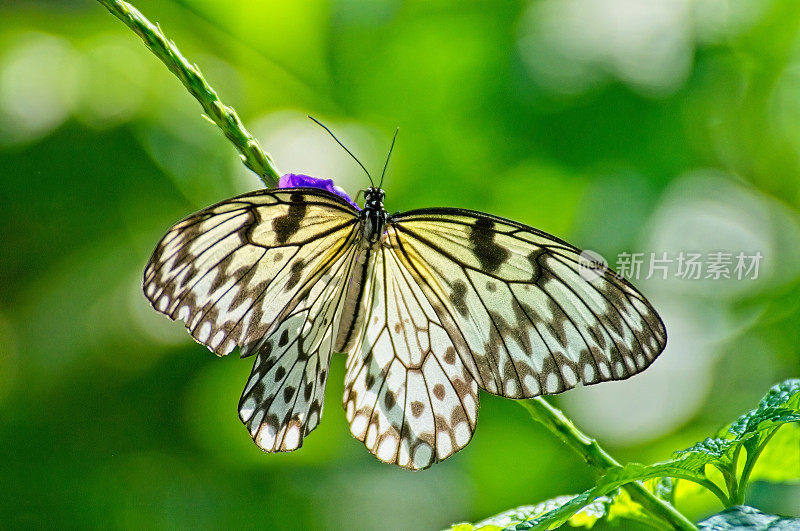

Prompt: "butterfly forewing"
[143,189,359,357]
[389,208,666,398]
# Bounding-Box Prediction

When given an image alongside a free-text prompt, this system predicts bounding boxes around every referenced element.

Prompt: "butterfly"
[143,124,666,470]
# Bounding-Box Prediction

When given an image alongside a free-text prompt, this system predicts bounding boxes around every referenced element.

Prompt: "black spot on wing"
[384,391,396,409]
[469,217,509,273]
[451,280,469,317]
[283,386,295,402]
[287,259,304,290]
[272,192,307,244]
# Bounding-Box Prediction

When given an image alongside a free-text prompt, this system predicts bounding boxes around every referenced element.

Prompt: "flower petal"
[278,173,359,209]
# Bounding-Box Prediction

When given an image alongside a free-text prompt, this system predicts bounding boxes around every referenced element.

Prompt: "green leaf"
[506,490,608,531]
[445,492,627,531]
[516,459,726,528]
[748,423,800,483]
[507,481,667,531]
[672,380,800,474]
[453,381,800,531]
[676,438,737,467]
[753,380,799,411]
[671,379,800,504]
[697,505,800,529]
[726,379,800,443]
[600,460,710,487]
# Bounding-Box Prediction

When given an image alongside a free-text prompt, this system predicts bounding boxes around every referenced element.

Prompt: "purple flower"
[278,173,359,209]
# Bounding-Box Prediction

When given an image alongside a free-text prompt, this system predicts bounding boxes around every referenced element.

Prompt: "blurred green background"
[2,0,800,529]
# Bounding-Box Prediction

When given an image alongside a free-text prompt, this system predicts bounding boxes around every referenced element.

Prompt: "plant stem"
[520,398,697,531]
[720,465,738,506]
[735,432,776,505]
[97,0,281,187]
[727,446,742,504]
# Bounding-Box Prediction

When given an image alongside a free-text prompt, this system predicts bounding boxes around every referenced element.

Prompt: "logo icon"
[578,250,608,282]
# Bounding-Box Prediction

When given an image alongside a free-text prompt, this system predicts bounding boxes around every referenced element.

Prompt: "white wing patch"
[343,246,478,470]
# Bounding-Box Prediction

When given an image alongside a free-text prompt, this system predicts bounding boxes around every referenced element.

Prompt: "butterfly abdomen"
[334,246,376,352]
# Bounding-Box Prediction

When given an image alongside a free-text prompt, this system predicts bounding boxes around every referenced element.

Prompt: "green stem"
[97,0,281,187]
[736,432,776,505]
[520,398,697,531]
[727,446,742,503]
[719,465,738,506]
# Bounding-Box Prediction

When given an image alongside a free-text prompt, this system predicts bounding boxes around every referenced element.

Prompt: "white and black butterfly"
[143,128,666,470]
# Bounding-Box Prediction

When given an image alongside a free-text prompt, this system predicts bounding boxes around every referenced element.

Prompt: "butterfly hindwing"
[239,244,356,451]
[343,245,478,470]
[389,208,666,398]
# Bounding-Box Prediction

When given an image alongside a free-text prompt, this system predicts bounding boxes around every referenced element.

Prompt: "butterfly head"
[306,117,398,212]
[363,187,385,211]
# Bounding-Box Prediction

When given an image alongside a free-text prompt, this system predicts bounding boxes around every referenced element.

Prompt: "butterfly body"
[144,184,666,469]
[335,186,387,351]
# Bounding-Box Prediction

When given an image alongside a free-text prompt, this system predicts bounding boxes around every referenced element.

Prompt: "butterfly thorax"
[360,187,387,246]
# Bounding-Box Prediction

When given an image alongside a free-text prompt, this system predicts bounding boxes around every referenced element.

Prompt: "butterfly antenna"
[378,127,399,189]
[308,115,374,187]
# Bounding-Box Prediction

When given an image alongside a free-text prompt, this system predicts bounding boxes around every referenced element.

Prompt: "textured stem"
[736,432,775,505]
[727,446,742,504]
[719,465,738,507]
[520,398,697,531]
[97,0,281,187]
